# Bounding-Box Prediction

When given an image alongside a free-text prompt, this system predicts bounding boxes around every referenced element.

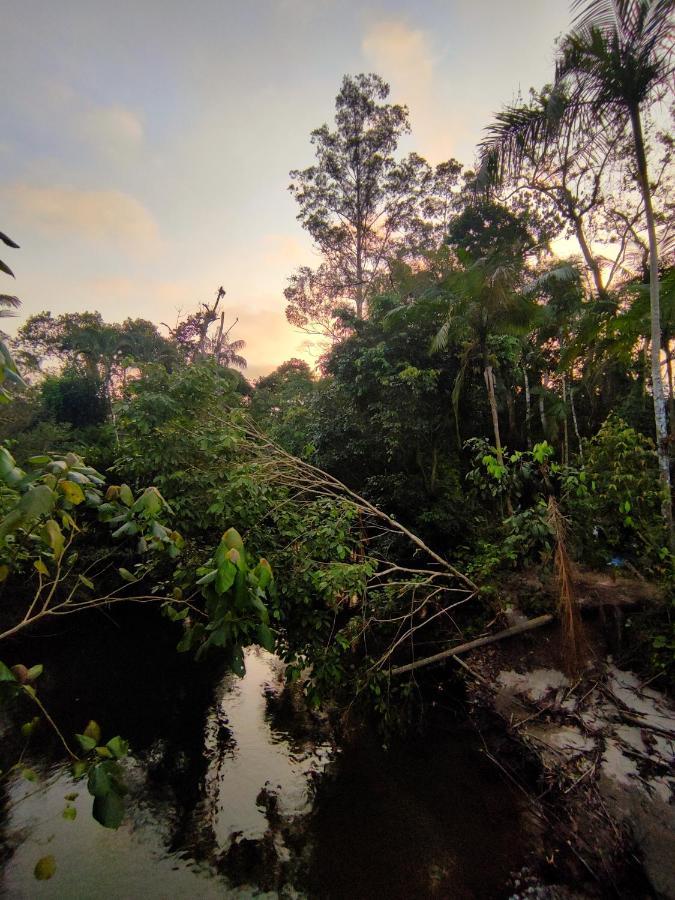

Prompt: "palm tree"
[481,0,674,534]
[432,256,535,468]
[0,231,26,400]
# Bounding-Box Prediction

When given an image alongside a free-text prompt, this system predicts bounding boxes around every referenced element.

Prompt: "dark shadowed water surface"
[1,613,526,898]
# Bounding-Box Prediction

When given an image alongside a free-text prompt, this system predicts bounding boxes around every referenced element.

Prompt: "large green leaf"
[93,792,125,829]
[0,485,56,541]
[87,763,111,797]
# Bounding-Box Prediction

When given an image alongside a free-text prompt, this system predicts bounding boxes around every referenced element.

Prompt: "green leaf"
[21,767,38,782]
[132,486,162,516]
[26,664,43,681]
[195,569,217,586]
[118,567,138,583]
[84,719,102,743]
[72,760,88,778]
[256,623,275,652]
[0,230,20,249]
[87,764,111,797]
[63,805,77,821]
[95,746,113,759]
[34,855,56,880]
[230,645,245,677]
[33,559,49,576]
[215,560,236,595]
[93,791,125,829]
[106,736,129,759]
[0,446,24,487]
[64,792,79,801]
[76,733,97,753]
[254,559,273,589]
[78,574,95,590]
[59,480,85,505]
[21,716,40,737]
[41,519,65,560]
[119,484,134,507]
[0,485,56,541]
[222,527,244,551]
[0,660,17,682]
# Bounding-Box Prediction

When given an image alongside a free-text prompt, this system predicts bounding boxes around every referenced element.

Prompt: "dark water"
[1,613,526,898]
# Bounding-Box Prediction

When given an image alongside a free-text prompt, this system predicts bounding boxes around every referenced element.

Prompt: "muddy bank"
[456,607,674,899]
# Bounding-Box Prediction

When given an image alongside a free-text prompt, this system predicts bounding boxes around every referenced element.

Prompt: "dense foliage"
[1,1,673,849]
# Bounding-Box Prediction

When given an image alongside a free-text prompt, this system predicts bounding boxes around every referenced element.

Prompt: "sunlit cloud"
[362,20,434,96]
[80,104,144,158]
[262,233,313,268]
[4,183,161,255]
[361,20,456,164]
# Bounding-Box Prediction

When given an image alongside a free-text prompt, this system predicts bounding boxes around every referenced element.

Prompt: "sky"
[2,0,573,379]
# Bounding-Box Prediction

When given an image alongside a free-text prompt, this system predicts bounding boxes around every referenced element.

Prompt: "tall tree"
[285,74,433,334]
[480,0,675,534]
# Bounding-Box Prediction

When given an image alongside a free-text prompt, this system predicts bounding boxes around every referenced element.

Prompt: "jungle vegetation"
[0,0,673,833]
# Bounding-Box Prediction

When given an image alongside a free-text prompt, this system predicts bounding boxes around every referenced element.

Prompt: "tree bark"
[629,105,672,539]
[484,361,513,515]
[561,372,569,466]
[523,366,532,450]
[570,381,584,464]
[390,614,555,676]
[484,363,504,463]
[539,385,548,437]
[665,337,674,444]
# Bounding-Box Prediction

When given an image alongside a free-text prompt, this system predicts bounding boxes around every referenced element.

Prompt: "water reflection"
[1,648,333,898]
[2,645,526,899]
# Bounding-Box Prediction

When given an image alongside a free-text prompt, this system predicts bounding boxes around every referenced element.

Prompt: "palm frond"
[523,263,581,294]
[431,318,451,352]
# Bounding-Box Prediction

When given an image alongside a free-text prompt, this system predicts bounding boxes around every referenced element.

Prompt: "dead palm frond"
[547,496,589,675]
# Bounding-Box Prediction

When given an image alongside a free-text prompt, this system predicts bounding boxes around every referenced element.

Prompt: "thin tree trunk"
[539,384,547,437]
[629,105,672,539]
[570,380,584,464]
[523,367,532,450]
[561,372,569,466]
[567,192,606,300]
[506,390,516,445]
[484,364,503,463]
[665,337,674,444]
[484,362,513,515]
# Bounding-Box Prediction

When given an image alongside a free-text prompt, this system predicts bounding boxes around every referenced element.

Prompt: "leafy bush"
[562,416,670,572]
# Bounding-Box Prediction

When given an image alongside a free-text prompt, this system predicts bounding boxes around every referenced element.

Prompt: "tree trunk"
[506,389,516,445]
[355,226,364,319]
[484,362,513,516]
[570,381,584,464]
[629,105,672,538]
[561,372,569,466]
[484,364,503,463]
[539,385,548,438]
[566,191,606,300]
[523,367,532,450]
[666,337,674,444]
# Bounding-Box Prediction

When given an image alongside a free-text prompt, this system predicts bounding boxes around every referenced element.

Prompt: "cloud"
[361,20,457,164]
[262,233,312,268]
[362,20,434,98]
[80,104,144,158]
[5,183,160,254]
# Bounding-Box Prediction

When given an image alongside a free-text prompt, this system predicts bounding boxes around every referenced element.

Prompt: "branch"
[390,614,555,676]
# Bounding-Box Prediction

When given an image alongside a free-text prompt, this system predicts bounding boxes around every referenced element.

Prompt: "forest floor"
[462,569,674,899]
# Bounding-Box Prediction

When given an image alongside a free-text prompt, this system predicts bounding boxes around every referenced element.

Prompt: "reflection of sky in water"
[206,648,332,846]
[1,649,332,898]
